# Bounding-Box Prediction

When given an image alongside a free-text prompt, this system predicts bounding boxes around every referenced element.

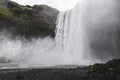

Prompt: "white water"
[0,34,94,67]
[0,0,120,67]
[55,0,120,63]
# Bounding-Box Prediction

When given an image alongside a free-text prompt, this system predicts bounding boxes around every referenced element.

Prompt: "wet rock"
[0,59,120,80]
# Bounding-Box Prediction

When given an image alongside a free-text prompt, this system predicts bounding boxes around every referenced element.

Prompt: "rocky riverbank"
[0,59,119,80]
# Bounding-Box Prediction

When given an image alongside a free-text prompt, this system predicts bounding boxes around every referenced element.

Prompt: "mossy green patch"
[0,6,10,15]
[9,1,32,10]
[0,0,58,38]
[0,0,33,26]
[0,5,14,18]
[88,63,108,74]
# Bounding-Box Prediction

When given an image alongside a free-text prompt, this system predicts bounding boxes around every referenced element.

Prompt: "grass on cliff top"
[0,5,13,16]
[8,1,32,11]
[0,0,32,23]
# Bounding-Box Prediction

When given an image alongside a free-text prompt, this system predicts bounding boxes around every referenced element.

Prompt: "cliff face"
[0,0,59,39]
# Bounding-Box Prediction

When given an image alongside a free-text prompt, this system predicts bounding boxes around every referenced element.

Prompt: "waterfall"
[55,2,97,64]
[56,5,90,60]
[55,10,72,48]
[55,0,120,62]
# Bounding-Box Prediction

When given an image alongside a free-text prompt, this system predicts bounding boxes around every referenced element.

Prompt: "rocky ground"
[0,59,119,80]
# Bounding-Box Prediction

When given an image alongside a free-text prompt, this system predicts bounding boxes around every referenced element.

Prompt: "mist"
[0,32,96,67]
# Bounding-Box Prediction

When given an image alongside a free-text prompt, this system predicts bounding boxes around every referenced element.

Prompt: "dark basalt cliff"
[0,0,59,39]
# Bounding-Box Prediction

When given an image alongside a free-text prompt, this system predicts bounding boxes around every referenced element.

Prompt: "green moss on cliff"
[0,5,12,16]
[0,0,58,38]
[0,0,32,23]
[88,63,109,75]
[9,1,32,10]
[0,0,12,17]
[87,59,120,80]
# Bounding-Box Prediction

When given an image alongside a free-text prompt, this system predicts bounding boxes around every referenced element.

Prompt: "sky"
[10,0,81,11]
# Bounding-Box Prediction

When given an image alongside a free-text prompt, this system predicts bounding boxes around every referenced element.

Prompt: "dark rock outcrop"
[0,0,59,39]
[88,59,120,80]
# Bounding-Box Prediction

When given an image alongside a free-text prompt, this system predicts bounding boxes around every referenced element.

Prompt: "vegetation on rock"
[88,59,120,80]
[0,0,59,39]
